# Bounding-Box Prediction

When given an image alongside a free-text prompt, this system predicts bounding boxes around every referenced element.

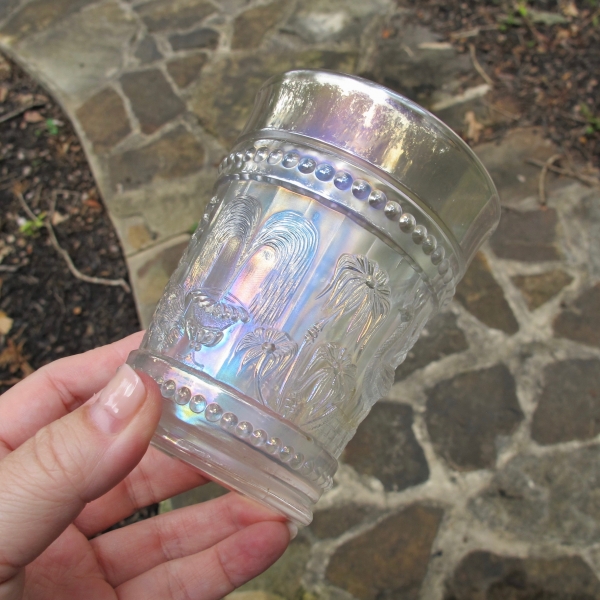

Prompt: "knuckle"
[122,459,157,519]
[152,513,179,563]
[214,544,237,592]
[165,565,197,600]
[29,423,87,500]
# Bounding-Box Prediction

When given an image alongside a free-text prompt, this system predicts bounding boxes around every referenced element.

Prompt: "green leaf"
[580,103,600,132]
[45,118,59,135]
[517,3,528,18]
[19,211,46,237]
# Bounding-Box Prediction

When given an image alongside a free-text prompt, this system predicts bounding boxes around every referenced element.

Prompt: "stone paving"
[1,0,600,598]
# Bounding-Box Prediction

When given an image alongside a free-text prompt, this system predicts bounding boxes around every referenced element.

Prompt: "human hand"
[0,332,291,600]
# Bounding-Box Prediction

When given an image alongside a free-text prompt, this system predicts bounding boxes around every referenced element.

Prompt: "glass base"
[151,406,319,525]
[128,350,336,526]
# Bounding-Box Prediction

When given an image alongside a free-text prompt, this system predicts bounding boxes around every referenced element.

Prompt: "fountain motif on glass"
[146,194,318,366]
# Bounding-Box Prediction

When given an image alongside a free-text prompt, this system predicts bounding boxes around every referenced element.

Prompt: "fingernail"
[286,522,298,540]
[89,364,146,434]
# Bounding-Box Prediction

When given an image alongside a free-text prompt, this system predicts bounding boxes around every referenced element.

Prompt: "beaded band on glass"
[127,350,337,490]
[158,377,325,482]
[216,143,457,297]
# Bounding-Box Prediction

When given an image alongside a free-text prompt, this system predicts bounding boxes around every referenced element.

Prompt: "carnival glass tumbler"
[127,70,500,525]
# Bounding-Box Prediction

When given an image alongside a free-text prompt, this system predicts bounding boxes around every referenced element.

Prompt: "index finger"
[0,331,144,454]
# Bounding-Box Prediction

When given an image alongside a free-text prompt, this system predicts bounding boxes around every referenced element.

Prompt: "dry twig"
[451,28,480,40]
[561,111,588,124]
[0,264,22,273]
[537,154,563,206]
[14,189,37,222]
[525,158,600,188]
[450,25,497,40]
[15,190,131,293]
[518,8,548,46]
[0,101,46,125]
[469,44,494,87]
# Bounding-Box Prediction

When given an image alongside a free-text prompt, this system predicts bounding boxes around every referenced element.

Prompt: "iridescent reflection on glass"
[127,70,500,526]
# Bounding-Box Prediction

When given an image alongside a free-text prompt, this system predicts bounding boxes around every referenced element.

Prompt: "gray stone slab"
[455,252,519,334]
[342,402,429,492]
[426,364,523,471]
[108,167,216,256]
[134,0,216,33]
[310,504,375,540]
[167,54,208,89]
[326,504,443,600]
[3,1,138,103]
[511,269,573,310]
[120,68,185,135]
[169,27,219,51]
[553,283,600,348]
[75,86,131,151]
[469,445,600,545]
[231,2,289,49]
[445,552,600,600]
[108,125,205,191]
[394,311,468,381]
[134,35,162,65]
[189,50,357,147]
[367,12,479,130]
[0,0,97,41]
[474,127,563,206]
[532,359,600,445]
[0,0,21,24]
[490,207,559,262]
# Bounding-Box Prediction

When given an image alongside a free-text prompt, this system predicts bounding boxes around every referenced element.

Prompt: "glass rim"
[259,69,498,195]
[241,69,501,270]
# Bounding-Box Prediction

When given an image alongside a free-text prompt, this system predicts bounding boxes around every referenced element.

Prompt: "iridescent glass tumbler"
[127,70,500,525]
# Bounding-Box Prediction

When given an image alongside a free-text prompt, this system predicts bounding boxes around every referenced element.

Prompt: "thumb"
[0,365,162,581]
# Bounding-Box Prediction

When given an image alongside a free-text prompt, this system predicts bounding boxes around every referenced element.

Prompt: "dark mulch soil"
[399,0,600,168]
[0,54,153,528]
[0,55,139,393]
